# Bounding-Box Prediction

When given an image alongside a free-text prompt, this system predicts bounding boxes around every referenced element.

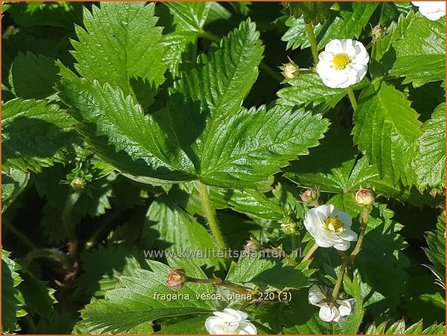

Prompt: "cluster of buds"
[281,221,297,235]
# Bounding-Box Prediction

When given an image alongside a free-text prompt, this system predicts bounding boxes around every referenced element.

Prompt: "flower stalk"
[347,86,358,111]
[302,242,319,262]
[305,22,319,64]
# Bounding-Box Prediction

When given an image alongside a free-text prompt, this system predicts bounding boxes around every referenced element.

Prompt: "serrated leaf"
[9,52,59,99]
[58,78,195,185]
[390,12,445,87]
[1,168,29,213]
[283,2,333,25]
[164,2,211,33]
[355,205,409,314]
[199,106,329,188]
[424,213,446,288]
[2,99,78,173]
[277,73,348,112]
[158,316,207,334]
[366,319,446,334]
[282,3,378,50]
[413,103,446,189]
[79,260,216,333]
[72,2,167,100]
[2,251,25,333]
[19,273,57,319]
[142,196,224,268]
[226,257,275,283]
[353,80,422,185]
[173,20,263,120]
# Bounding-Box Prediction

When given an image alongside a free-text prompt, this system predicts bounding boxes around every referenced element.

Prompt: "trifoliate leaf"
[58,78,196,185]
[71,2,167,100]
[353,80,422,185]
[413,103,446,189]
[9,52,59,99]
[142,196,224,268]
[79,260,216,333]
[390,12,445,87]
[2,98,78,173]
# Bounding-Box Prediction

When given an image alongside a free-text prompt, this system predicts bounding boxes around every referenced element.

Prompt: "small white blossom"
[205,308,257,335]
[304,204,357,251]
[308,285,353,322]
[412,1,445,21]
[316,39,369,89]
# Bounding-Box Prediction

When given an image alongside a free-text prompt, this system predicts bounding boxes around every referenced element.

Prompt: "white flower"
[316,39,369,89]
[412,1,445,21]
[205,308,257,335]
[308,285,353,322]
[304,204,357,251]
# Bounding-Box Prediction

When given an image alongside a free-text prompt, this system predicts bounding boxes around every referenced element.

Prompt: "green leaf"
[164,2,211,33]
[58,78,195,185]
[355,205,410,314]
[2,251,25,333]
[282,3,378,50]
[199,106,329,188]
[283,2,333,24]
[413,103,446,189]
[423,213,446,288]
[74,244,148,301]
[353,80,422,185]
[142,196,224,268]
[72,2,167,99]
[1,168,29,213]
[2,98,78,173]
[19,273,57,319]
[277,73,348,112]
[366,319,446,334]
[157,316,207,334]
[173,20,264,120]
[390,12,445,87]
[79,260,216,333]
[226,257,276,283]
[9,52,59,99]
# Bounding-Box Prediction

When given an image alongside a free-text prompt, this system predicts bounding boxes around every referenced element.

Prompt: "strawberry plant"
[2,1,445,334]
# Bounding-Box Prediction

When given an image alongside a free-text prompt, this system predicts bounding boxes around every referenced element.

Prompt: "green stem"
[331,257,349,299]
[305,22,319,64]
[196,181,227,250]
[347,86,358,111]
[302,243,319,262]
[189,276,253,295]
[199,30,282,82]
[350,207,370,259]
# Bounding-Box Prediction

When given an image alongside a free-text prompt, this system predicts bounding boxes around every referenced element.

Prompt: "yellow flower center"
[332,53,351,70]
[324,216,344,233]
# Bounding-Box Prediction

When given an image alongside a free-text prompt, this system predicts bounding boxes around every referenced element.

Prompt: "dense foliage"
[1,1,445,334]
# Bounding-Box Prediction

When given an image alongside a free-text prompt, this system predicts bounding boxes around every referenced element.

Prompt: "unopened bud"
[166,268,186,290]
[300,187,320,206]
[70,177,86,192]
[372,24,385,42]
[279,57,299,79]
[355,188,374,206]
[244,238,260,253]
[281,221,297,235]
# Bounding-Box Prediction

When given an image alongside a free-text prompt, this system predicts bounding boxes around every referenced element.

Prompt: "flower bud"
[244,238,260,253]
[166,268,186,290]
[371,24,385,42]
[70,176,86,192]
[355,188,374,206]
[279,57,299,79]
[281,221,297,235]
[300,187,320,206]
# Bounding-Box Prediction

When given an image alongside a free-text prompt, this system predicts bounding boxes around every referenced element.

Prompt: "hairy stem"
[331,256,349,299]
[305,22,319,64]
[5,222,38,250]
[347,86,358,111]
[196,181,227,250]
[301,242,319,262]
